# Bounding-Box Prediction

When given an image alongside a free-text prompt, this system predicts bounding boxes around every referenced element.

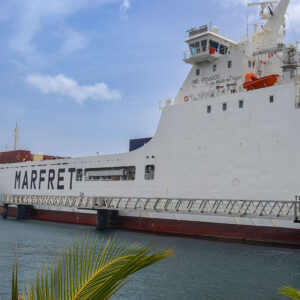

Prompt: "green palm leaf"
[12,265,18,300]
[279,286,300,300]
[14,235,173,300]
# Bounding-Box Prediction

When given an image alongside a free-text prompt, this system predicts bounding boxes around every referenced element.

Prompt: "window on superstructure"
[248,60,252,68]
[84,166,135,181]
[196,68,200,76]
[239,100,244,108]
[222,103,227,111]
[145,165,155,180]
[213,65,217,72]
[201,40,207,52]
[207,105,211,113]
[76,169,83,181]
[219,44,228,55]
[270,95,274,103]
[190,42,200,55]
[228,61,232,68]
[209,40,219,53]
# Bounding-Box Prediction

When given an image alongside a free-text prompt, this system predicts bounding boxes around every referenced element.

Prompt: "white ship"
[1,0,300,246]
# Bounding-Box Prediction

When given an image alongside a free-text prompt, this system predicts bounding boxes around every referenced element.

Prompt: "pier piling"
[108,210,119,227]
[96,209,108,230]
[96,210,119,230]
[17,205,25,220]
[2,204,8,219]
[17,205,34,220]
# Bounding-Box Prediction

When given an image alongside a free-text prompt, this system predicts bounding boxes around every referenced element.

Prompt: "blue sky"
[0,0,299,157]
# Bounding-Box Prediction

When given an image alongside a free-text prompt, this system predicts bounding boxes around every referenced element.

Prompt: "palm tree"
[12,235,173,300]
[279,286,300,300]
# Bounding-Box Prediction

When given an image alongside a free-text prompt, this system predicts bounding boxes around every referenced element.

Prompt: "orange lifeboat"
[243,72,279,91]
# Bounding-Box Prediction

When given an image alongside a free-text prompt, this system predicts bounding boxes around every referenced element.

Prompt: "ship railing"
[183,49,221,63]
[1,194,300,221]
[187,77,289,102]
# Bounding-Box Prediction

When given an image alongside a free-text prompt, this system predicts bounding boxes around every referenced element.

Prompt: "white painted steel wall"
[0,82,299,203]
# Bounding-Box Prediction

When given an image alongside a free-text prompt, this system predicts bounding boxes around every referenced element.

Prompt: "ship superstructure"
[1,0,300,246]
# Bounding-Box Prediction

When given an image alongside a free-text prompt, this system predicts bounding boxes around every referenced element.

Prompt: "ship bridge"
[183,25,238,64]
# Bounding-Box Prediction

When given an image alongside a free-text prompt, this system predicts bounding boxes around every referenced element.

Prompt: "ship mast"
[14,123,19,151]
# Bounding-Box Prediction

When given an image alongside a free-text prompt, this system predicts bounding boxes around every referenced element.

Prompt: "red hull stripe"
[2,207,300,246]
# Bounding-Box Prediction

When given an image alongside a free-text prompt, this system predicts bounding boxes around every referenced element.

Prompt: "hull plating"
[2,206,299,246]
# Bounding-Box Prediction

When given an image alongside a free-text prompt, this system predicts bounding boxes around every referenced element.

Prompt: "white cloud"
[120,0,131,19]
[61,30,89,54]
[27,74,122,103]
[8,0,118,54]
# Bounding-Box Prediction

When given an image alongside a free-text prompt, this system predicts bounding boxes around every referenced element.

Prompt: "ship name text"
[14,168,76,190]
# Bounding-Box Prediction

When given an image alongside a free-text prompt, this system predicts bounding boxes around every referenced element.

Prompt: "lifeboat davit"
[243,72,279,91]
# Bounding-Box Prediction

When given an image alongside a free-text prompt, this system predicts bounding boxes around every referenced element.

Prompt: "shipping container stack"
[0,150,69,164]
[0,150,32,164]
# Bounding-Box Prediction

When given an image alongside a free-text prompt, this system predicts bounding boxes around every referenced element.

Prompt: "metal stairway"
[1,194,299,221]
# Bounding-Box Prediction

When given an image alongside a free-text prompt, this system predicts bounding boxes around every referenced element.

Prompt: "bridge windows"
[190,41,200,55]
[201,40,207,52]
[196,68,200,76]
[145,165,155,180]
[219,44,228,55]
[189,40,208,56]
[222,103,227,111]
[248,60,252,68]
[209,40,219,53]
[209,40,228,55]
[84,166,135,181]
[239,100,244,108]
[269,95,274,103]
[213,64,217,72]
[228,60,232,68]
[207,105,211,113]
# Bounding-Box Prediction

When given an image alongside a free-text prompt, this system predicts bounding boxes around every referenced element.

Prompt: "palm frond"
[279,286,300,300]
[17,234,173,300]
[12,264,18,300]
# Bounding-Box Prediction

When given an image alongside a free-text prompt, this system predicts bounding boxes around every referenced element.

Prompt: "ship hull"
[1,83,300,247]
[1,205,299,247]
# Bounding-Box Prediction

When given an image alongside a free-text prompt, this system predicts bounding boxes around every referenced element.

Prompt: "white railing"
[183,49,221,62]
[1,194,299,221]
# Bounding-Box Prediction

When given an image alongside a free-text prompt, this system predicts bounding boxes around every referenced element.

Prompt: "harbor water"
[0,218,299,299]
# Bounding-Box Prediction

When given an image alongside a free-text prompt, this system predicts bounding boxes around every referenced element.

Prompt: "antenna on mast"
[14,123,19,151]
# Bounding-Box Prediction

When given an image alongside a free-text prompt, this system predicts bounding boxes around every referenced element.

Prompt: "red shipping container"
[0,150,32,164]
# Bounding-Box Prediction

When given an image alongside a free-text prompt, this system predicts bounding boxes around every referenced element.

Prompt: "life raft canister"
[184,96,189,102]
